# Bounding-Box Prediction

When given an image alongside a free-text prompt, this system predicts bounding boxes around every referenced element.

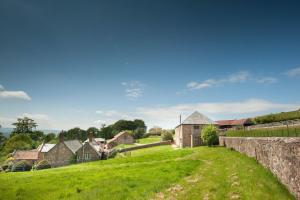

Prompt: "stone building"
[174,111,217,148]
[106,131,134,149]
[38,133,82,167]
[12,149,39,165]
[216,118,253,130]
[77,134,103,162]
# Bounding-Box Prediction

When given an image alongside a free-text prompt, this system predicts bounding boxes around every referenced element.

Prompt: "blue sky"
[1,0,300,130]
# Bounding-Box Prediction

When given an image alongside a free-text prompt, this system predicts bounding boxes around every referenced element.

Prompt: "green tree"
[12,117,37,134]
[0,132,7,152]
[65,127,87,141]
[86,127,100,136]
[201,125,218,147]
[99,125,114,139]
[4,134,33,154]
[113,120,137,133]
[44,133,56,143]
[133,119,146,129]
[29,131,45,141]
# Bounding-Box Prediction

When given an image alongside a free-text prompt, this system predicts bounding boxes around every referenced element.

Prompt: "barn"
[174,111,217,148]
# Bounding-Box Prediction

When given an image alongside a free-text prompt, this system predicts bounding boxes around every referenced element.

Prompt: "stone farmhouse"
[76,133,104,162]
[12,132,106,168]
[174,111,217,148]
[106,131,134,149]
[37,134,82,167]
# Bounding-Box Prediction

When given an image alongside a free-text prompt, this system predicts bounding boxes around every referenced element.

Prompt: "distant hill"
[254,109,300,124]
[0,128,60,137]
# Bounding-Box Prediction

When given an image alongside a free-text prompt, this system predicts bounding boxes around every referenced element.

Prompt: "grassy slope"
[136,136,161,144]
[0,146,294,200]
[114,136,162,149]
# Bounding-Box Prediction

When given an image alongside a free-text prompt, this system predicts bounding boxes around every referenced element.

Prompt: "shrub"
[161,131,174,141]
[34,160,51,170]
[201,125,218,147]
[11,160,32,172]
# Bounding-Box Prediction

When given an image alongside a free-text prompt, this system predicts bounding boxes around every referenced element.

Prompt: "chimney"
[180,115,182,124]
[59,131,64,143]
[88,132,93,143]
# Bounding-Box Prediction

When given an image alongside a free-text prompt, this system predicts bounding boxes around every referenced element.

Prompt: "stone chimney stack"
[59,131,64,143]
[88,132,93,143]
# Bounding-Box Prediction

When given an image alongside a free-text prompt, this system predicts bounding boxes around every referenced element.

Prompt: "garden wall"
[219,136,300,199]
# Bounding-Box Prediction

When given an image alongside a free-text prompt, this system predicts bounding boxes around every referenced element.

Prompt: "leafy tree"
[133,119,146,129]
[44,133,56,143]
[161,130,174,141]
[201,125,218,147]
[149,126,162,135]
[132,127,145,139]
[29,131,45,141]
[86,127,100,136]
[113,120,137,133]
[12,117,37,134]
[0,132,7,152]
[65,127,87,141]
[3,134,33,154]
[99,125,114,139]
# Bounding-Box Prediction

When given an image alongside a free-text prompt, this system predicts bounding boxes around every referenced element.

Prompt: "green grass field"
[114,136,162,149]
[226,126,300,137]
[136,136,161,144]
[0,146,294,200]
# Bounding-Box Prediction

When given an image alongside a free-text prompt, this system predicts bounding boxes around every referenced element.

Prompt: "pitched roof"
[107,131,132,144]
[64,140,82,154]
[216,119,252,126]
[40,143,56,152]
[13,150,38,160]
[83,138,105,144]
[181,111,217,125]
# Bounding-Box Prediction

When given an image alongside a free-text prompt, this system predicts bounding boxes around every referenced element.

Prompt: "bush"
[201,125,218,147]
[11,160,32,172]
[34,160,51,170]
[161,131,174,141]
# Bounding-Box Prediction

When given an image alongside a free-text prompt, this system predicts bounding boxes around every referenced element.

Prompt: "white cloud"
[19,113,49,120]
[0,85,31,100]
[187,71,250,90]
[121,81,143,99]
[285,67,300,77]
[228,71,250,83]
[256,77,277,84]
[93,99,300,129]
[0,113,52,129]
[94,110,131,125]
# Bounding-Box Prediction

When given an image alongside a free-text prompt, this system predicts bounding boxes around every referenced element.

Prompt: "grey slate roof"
[40,144,56,152]
[83,138,105,143]
[64,140,82,154]
[182,111,217,125]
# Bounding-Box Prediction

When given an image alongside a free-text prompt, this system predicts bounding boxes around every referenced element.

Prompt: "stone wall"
[219,136,300,199]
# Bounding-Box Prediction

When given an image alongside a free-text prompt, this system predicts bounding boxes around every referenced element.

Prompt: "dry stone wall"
[219,136,300,199]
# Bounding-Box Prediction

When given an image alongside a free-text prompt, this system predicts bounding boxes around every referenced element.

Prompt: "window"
[194,125,200,130]
[84,153,91,160]
[77,155,80,161]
